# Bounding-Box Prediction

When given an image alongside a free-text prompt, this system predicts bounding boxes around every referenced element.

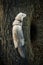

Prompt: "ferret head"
[15,12,26,21]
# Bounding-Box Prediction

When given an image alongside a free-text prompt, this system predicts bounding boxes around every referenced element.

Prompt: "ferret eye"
[22,15,23,16]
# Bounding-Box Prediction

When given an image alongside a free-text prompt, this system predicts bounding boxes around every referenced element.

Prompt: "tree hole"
[30,22,37,43]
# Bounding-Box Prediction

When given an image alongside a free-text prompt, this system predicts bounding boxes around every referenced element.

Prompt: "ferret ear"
[15,17,16,19]
[15,14,21,21]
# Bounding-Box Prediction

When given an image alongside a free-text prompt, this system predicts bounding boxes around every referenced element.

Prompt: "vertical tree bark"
[0,0,43,65]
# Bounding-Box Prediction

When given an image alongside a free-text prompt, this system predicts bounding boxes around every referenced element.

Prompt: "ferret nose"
[26,15,27,16]
[25,14,26,17]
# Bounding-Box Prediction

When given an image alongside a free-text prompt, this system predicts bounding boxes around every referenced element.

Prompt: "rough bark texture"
[0,0,43,65]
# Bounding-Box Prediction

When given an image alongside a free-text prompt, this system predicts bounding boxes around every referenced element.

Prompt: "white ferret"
[12,12,26,58]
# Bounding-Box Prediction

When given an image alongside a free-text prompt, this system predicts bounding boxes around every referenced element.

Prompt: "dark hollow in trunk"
[30,22,37,43]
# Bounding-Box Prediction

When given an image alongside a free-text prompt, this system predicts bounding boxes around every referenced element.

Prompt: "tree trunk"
[0,0,43,65]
